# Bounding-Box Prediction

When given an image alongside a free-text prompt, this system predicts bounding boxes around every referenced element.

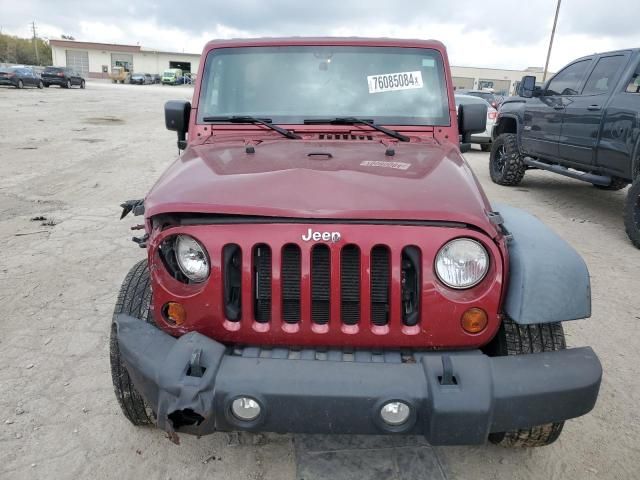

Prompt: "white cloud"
[2,0,640,71]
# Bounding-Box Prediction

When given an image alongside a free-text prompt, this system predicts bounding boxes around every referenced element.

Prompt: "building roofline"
[48,39,200,56]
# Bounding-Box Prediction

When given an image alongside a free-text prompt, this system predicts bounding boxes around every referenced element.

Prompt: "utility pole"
[31,20,40,65]
[542,0,561,82]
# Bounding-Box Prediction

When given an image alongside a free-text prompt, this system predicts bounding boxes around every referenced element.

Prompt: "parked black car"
[0,67,43,89]
[41,67,85,89]
[491,48,640,247]
[130,73,153,85]
[150,74,161,84]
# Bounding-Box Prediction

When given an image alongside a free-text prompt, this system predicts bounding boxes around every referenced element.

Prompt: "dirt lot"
[0,82,638,480]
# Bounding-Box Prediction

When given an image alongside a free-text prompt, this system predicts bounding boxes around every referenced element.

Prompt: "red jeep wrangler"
[111,38,601,447]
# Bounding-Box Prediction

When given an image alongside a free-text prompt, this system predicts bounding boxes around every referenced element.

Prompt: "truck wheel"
[480,143,491,152]
[624,180,640,248]
[489,134,526,186]
[110,259,156,426]
[593,177,628,191]
[484,316,566,447]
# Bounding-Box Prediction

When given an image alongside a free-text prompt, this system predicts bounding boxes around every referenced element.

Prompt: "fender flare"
[495,204,591,324]
[492,113,521,141]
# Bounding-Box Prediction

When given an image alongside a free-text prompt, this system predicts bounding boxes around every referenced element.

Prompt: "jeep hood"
[144,139,496,233]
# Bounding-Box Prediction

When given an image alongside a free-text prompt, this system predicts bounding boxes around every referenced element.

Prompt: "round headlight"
[435,238,489,289]
[175,235,209,282]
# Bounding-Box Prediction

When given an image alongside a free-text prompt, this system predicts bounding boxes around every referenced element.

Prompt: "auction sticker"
[360,160,411,170]
[367,71,423,93]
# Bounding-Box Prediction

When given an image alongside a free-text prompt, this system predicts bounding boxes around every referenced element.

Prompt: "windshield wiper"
[202,116,301,139]
[303,117,410,142]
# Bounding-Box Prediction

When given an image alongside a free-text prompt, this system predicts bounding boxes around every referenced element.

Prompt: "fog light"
[380,401,411,426]
[231,397,261,421]
[164,302,186,325]
[461,308,488,334]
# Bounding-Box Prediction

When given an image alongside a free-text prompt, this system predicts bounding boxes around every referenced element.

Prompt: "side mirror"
[519,75,536,98]
[165,100,191,150]
[458,103,487,144]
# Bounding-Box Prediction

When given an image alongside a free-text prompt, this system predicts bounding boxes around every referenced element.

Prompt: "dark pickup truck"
[490,49,640,248]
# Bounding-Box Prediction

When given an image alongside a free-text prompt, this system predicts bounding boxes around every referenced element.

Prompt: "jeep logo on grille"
[302,228,341,243]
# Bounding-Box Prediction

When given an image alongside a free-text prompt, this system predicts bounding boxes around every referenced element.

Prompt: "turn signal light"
[461,308,488,334]
[164,302,186,325]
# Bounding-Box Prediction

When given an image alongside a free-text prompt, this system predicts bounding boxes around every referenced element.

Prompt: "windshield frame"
[197,45,452,127]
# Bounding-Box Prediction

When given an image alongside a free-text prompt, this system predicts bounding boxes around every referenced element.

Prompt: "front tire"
[64,79,71,89]
[624,179,640,249]
[16,79,23,89]
[484,316,566,447]
[490,133,526,186]
[110,259,156,426]
[37,80,43,89]
[80,79,86,89]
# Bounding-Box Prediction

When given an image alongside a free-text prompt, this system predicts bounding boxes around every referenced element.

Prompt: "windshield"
[198,46,450,125]
[164,70,175,77]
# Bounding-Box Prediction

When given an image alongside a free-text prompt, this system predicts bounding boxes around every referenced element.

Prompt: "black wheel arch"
[493,114,519,140]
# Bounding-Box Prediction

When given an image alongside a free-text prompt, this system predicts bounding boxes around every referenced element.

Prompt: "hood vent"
[317,133,374,141]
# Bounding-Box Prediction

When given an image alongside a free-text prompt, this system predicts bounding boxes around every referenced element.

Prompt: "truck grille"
[223,240,420,331]
[153,223,503,348]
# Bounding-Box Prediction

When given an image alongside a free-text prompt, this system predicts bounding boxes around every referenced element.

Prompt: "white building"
[451,65,554,96]
[49,39,201,78]
[49,39,553,94]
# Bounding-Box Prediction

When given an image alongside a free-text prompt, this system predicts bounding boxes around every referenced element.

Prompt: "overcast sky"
[2,0,640,71]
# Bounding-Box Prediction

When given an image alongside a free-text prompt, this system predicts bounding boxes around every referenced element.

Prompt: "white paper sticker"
[360,160,411,170]
[367,71,423,94]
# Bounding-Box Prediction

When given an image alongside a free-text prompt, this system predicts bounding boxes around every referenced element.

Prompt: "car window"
[582,55,627,95]
[199,45,450,126]
[545,59,592,96]
[625,61,640,93]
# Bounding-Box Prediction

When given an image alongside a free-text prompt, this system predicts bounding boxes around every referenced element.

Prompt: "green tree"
[0,33,52,66]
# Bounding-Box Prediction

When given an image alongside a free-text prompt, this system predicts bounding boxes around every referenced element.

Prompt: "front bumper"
[115,314,601,445]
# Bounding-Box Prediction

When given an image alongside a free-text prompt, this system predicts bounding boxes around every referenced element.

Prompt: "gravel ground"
[0,82,638,480]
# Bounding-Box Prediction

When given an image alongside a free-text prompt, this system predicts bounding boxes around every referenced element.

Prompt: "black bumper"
[115,314,601,445]
[42,77,65,85]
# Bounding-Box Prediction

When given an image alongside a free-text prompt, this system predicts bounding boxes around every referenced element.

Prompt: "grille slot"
[401,246,421,326]
[222,244,242,321]
[281,244,301,324]
[370,246,390,326]
[253,244,271,323]
[340,245,360,325]
[311,245,331,324]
